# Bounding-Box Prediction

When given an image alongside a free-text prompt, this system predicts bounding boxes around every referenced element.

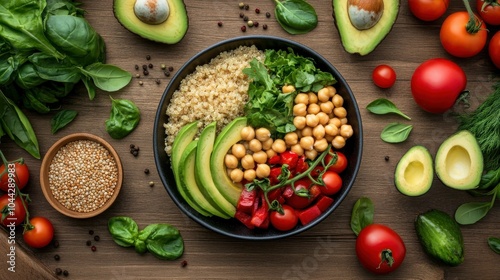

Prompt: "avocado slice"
[171,121,211,216]
[179,140,231,219]
[113,0,188,44]
[210,117,246,206]
[195,122,236,218]
[435,130,483,190]
[394,145,433,196]
[332,0,400,55]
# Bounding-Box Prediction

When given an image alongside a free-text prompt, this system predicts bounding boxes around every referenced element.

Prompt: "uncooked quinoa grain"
[163,45,265,155]
[48,140,118,213]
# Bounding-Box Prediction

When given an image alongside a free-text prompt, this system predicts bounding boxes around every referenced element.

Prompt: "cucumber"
[415,209,464,266]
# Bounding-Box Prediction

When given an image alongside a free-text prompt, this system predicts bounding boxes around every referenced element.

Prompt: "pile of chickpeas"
[225,84,354,184]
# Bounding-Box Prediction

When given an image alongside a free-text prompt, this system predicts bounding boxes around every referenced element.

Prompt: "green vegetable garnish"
[366,98,411,120]
[105,97,141,139]
[51,109,77,134]
[380,122,413,143]
[274,0,318,35]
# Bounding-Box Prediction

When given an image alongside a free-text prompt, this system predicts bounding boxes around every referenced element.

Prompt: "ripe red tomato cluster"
[234,150,348,231]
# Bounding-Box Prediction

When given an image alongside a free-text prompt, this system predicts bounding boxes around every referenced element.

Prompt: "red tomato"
[286,178,314,209]
[321,171,342,196]
[372,65,396,89]
[23,217,54,248]
[408,0,450,21]
[0,162,29,192]
[356,224,406,274]
[440,11,487,58]
[489,31,500,69]
[0,194,26,227]
[411,58,467,114]
[270,205,298,231]
[477,0,500,26]
[325,151,348,174]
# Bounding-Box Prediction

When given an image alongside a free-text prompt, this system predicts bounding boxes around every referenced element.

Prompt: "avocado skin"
[113,0,188,44]
[415,209,464,266]
[332,0,400,55]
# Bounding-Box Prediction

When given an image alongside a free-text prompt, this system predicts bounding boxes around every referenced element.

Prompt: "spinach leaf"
[22,90,50,114]
[274,0,318,35]
[51,109,77,134]
[138,224,184,260]
[367,98,411,120]
[29,53,81,83]
[488,237,500,254]
[350,197,374,236]
[380,123,413,143]
[454,201,492,225]
[108,217,139,247]
[15,62,45,89]
[79,63,132,92]
[105,97,140,139]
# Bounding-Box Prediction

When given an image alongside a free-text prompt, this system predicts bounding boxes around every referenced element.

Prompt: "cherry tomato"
[286,178,314,209]
[321,171,342,196]
[489,31,500,69]
[325,151,348,174]
[356,224,406,274]
[0,162,29,192]
[476,0,500,26]
[23,217,54,248]
[270,205,298,231]
[0,194,26,227]
[440,11,487,58]
[372,65,396,89]
[408,0,450,21]
[411,58,467,114]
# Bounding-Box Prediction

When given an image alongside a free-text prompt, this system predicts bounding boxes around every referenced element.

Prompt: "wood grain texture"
[1,0,500,279]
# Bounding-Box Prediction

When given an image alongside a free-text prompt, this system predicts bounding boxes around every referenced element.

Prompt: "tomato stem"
[462,0,485,34]
[378,249,395,269]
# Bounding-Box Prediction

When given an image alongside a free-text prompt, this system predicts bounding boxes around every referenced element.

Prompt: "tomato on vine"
[476,0,500,26]
[0,160,29,192]
[0,194,27,227]
[270,205,298,231]
[325,151,348,174]
[409,0,450,21]
[489,31,500,69]
[23,216,54,248]
[321,171,342,196]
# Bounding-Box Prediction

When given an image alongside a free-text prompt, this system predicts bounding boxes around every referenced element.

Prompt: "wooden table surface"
[1,0,500,279]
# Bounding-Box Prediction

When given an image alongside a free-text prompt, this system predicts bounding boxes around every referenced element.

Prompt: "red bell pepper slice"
[235,210,255,229]
[251,192,269,228]
[268,155,281,165]
[315,195,334,212]
[280,151,299,170]
[269,167,282,185]
[298,205,322,226]
[294,155,308,174]
[237,188,257,214]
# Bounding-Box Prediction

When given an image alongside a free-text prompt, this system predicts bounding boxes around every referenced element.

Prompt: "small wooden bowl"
[40,133,123,219]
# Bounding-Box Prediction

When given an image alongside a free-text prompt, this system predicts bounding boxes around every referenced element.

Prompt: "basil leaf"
[139,224,184,260]
[488,237,500,254]
[29,53,81,83]
[51,109,77,134]
[79,63,132,92]
[454,201,492,225]
[350,197,374,236]
[108,217,139,247]
[380,123,413,143]
[105,97,141,139]
[275,0,318,35]
[366,98,411,120]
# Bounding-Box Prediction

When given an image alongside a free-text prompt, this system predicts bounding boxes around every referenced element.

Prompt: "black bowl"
[153,35,363,240]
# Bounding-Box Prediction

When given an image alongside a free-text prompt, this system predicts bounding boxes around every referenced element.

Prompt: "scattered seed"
[161,63,166,69]
[130,144,136,149]
[164,71,170,77]
[89,230,94,235]
[139,81,144,86]
[94,235,100,242]
[238,2,244,9]
[132,150,139,157]
[146,55,151,60]
[135,73,140,78]
[53,240,60,248]
[155,79,160,85]
[86,240,92,246]
[255,8,260,14]
[168,66,174,72]
[148,63,153,69]
[134,64,139,70]
[55,268,62,275]
[385,155,390,161]
[254,21,259,28]
[239,12,244,18]
[244,4,249,10]
[144,168,150,174]
[266,12,271,18]
[217,21,223,27]
[241,26,247,32]
[243,15,249,21]
[143,70,149,76]
[263,24,268,30]
[63,270,69,277]
[91,245,97,252]
[149,181,155,187]
[247,20,254,27]
[142,64,147,70]
[54,254,60,261]
[181,260,188,267]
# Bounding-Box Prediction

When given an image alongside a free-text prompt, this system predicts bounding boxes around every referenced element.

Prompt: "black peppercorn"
[132,150,139,157]
[244,4,249,10]
[89,230,94,235]
[266,12,271,18]
[385,155,390,161]
[86,240,92,246]
[91,245,97,252]
[217,21,223,27]
[130,144,135,149]
[94,235,100,242]
[254,21,259,28]
[53,240,60,248]
[55,268,62,275]
[63,270,69,277]
[181,260,188,267]
[143,70,149,76]
[146,55,151,60]
[164,71,170,77]
[243,16,248,21]
[142,64,147,70]
[54,254,60,261]
[155,79,161,85]
[263,24,268,30]
[241,26,247,32]
[148,63,153,69]
[239,12,244,18]
[134,64,139,70]
[255,8,260,14]
[168,66,174,72]
[144,168,150,174]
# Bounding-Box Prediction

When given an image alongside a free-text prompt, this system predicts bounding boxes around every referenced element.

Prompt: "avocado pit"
[347,0,384,30]
[134,0,170,25]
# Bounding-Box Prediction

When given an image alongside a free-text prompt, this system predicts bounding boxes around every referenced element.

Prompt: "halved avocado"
[195,122,236,218]
[332,0,400,55]
[210,117,247,206]
[395,145,433,196]
[113,0,188,44]
[435,130,483,190]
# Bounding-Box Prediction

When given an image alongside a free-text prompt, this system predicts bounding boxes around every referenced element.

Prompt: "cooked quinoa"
[163,45,265,155]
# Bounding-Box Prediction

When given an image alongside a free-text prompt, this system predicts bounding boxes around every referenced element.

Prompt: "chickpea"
[296,129,302,139]
[329,117,342,128]
[340,117,348,125]
[318,87,330,102]
[284,132,298,146]
[266,148,277,159]
[312,124,325,140]
[307,92,318,104]
[256,164,271,178]
[320,101,334,114]
[293,103,307,116]
[240,126,255,141]
[313,138,329,152]
[300,136,314,151]
[325,124,339,136]
[325,134,334,142]
[224,154,239,169]
[290,144,304,156]
[272,139,287,153]
[253,150,268,164]
[231,143,246,158]
[332,135,346,149]
[241,154,255,170]
[293,116,307,130]
[248,139,262,152]
[326,85,337,97]
[307,103,321,114]
[261,138,274,150]
[340,124,354,138]
[332,94,344,108]
[333,107,347,118]
[304,114,319,127]
[255,127,271,142]
[282,84,296,93]
[305,149,318,161]
[243,169,256,181]
[301,126,313,137]
[316,112,329,126]
[294,93,309,104]
[230,168,244,183]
